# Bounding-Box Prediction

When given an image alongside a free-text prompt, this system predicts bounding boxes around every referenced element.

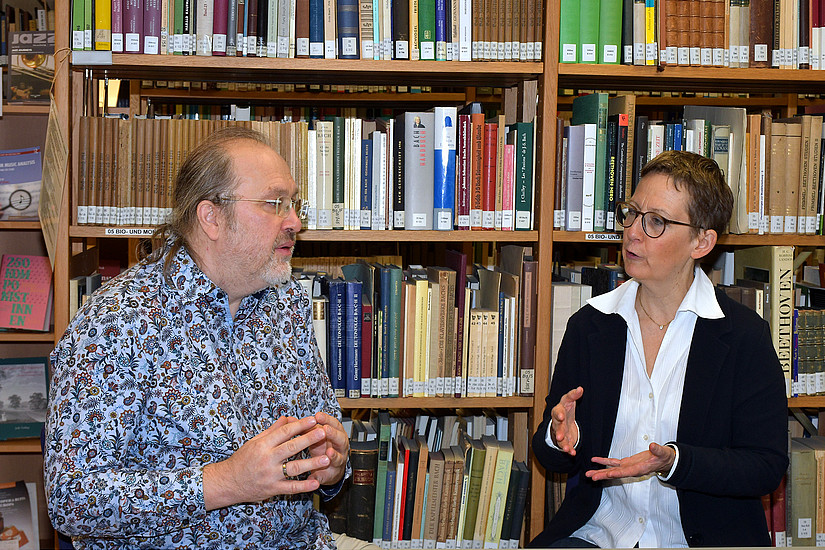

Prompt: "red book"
[770,474,787,546]
[482,122,498,230]
[212,0,228,54]
[360,301,373,397]
[397,442,410,540]
[470,112,484,230]
[0,255,53,331]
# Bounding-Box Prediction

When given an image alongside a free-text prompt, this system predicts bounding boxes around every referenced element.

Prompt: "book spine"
[213,0,229,53]
[195,0,213,54]
[345,280,362,399]
[348,441,379,542]
[513,122,534,231]
[360,0,374,58]
[394,0,410,57]
[308,0,324,56]
[433,106,457,231]
[125,0,143,52]
[481,122,497,230]
[456,114,472,230]
[336,0,360,58]
[94,0,112,49]
[328,280,346,399]
[419,0,436,58]
[404,112,435,230]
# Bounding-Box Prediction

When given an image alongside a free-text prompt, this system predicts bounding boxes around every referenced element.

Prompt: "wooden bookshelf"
[0,221,41,230]
[0,438,41,454]
[0,331,55,342]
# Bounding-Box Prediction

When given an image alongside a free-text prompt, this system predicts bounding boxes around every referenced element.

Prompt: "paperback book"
[0,357,49,441]
[0,147,42,221]
[7,30,54,102]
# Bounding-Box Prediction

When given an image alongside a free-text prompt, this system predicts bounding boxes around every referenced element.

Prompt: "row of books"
[767,435,825,547]
[74,102,537,231]
[554,93,825,236]
[70,0,543,61]
[299,246,538,398]
[140,79,438,94]
[561,0,825,69]
[326,410,529,548]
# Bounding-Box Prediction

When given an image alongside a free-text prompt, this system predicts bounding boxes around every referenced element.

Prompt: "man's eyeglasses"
[218,196,310,220]
[615,202,701,238]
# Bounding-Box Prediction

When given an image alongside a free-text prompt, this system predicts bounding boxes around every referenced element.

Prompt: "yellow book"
[644,0,656,65]
[413,276,430,397]
[484,440,514,548]
[94,0,112,49]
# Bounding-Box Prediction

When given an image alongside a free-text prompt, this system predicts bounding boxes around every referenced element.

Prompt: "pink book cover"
[124,0,144,52]
[112,0,125,51]
[212,0,229,54]
[501,143,515,230]
[456,113,472,229]
[0,255,53,332]
[143,0,161,53]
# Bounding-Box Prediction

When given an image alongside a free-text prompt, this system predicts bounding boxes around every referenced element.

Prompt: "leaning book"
[0,255,52,331]
[0,480,39,549]
[0,357,49,441]
[7,30,54,103]
[0,147,42,221]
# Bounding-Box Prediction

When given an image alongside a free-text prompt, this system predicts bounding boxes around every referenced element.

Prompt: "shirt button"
[649,392,654,399]
[643,435,649,441]
[639,518,645,524]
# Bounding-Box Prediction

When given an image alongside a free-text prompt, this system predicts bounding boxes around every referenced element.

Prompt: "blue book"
[308,0,324,57]
[344,280,362,399]
[327,278,346,399]
[336,0,360,58]
[673,123,683,151]
[433,106,457,230]
[361,139,373,230]
[434,0,447,60]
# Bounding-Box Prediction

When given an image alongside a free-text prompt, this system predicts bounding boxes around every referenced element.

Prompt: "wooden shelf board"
[788,396,825,407]
[69,225,540,242]
[0,331,55,342]
[0,220,41,230]
[138,88,468,104]
[339,396,534,409]
[553,231,825,246]
[73,56,544,87]
[0,438,41,453]
[0,103,50,115]
[558,65,825,93]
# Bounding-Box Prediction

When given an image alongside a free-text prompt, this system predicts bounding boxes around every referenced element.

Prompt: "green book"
[559,0,581,62]
[579,0,599,62]
[508,121,534,230]
[461,437,486,546]
[332,116,345,230]
[386,265,403,398]
[372,411,392,545]
[84,0,93,50]
[72,0,85,49]
[572,93,609,232]
[597,0,622,63]
[174,0,185,53]
[418,0,435,59]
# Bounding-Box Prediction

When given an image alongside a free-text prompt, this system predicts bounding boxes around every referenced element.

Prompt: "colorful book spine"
[433,106,457,231]
[327,278,346,399]
[419,0,435,59]
[124,0,143,52]
[308,0,324,56]
[345,279,362,399]
[482,122,498,230]
[361,138,373,230]
[94,0,112,49]
[213,0,229,54]
[456,113,472,229]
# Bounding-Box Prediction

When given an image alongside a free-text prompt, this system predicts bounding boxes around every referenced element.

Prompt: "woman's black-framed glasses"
[615,202,700,238]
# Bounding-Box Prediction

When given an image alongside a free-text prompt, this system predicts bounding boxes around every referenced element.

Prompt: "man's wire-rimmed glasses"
[615,201,701,238]
[218,196,310,221]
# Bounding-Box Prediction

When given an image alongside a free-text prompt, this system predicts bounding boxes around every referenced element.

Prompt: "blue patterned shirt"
[45,244,344,550]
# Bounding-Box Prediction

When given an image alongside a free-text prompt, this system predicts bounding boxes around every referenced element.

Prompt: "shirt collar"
[587,265,724,320]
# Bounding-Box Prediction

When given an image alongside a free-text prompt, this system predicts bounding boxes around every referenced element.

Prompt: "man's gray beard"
[263,257,292,286]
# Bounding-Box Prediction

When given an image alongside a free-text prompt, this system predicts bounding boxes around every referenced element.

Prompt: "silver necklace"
[638,296,673,330]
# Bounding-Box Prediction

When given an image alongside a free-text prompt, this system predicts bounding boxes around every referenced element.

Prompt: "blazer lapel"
[678,314,732,442]
[586,313,628,455]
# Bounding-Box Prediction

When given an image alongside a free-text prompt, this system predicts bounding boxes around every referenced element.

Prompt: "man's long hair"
[141,126,271,276]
